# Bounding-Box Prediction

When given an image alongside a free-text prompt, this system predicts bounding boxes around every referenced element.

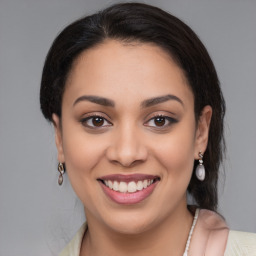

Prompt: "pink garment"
[59,209,231,256]
[189,209,229,256]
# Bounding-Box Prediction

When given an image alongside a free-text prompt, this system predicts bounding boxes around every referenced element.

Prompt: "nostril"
[108,156,145,168]
[105,136,148,167]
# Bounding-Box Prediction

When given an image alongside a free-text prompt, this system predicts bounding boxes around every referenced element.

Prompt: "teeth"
[108,180,113,189]
[119,182,128,193]
[113,181,119,191]
[137,181,143,191]
[127,181,137,193]
[103,179,155,193]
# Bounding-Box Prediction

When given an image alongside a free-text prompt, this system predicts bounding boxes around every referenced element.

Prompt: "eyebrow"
[73,95,115,107]
[141,94,184,108]
[73,94,183,108]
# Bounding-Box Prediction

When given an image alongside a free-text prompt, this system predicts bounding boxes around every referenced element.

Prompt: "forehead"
[64,40,193,107]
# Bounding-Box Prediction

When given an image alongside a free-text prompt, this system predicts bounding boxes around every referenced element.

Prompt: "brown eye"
[154,116,166,126]
[92,117,104,127]
[81,115,112,128]
[144,115,178,129]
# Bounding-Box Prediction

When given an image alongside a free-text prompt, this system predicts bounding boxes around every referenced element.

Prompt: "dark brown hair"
[40,2,225,211]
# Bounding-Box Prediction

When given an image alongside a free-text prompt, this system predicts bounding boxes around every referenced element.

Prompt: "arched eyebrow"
[73,94,183,108]
[141,94,184,108]
[73,95,115,107]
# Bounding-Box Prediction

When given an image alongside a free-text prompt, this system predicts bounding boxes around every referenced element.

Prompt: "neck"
[81,205,193,256]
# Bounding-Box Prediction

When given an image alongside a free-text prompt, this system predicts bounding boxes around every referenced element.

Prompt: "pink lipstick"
[98,174,160,205]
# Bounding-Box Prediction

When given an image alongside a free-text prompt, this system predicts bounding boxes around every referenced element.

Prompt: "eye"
[145,115,177,128]
[81,115,112,128]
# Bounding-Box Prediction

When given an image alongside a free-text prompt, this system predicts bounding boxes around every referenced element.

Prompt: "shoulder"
[59,223,87,256]
[189,209,229,255]
[224,230,256,256]
[198,209,227,229]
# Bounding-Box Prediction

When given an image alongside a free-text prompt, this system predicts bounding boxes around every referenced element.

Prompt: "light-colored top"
[225,230,256,256]
[59,209,256,256]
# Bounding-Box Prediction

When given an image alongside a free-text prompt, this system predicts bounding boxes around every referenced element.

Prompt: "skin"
[53,40,212,256]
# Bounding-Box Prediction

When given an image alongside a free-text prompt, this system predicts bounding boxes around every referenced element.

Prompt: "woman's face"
[53,40,211,234]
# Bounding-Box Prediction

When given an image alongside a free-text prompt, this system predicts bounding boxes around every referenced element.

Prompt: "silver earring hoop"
[195,152,205,181]
[58,163,65,185]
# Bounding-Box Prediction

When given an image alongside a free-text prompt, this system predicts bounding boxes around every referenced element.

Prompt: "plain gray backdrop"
[0,0,255,255]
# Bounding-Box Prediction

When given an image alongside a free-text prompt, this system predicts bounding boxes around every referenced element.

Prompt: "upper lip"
[98,174,160,183]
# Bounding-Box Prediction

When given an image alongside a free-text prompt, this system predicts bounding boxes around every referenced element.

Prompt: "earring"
[195,152,205,181]
[58,163,65,185]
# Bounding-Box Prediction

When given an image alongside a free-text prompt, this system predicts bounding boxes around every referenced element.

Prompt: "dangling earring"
[195,152,205,181]
[58,163,65,185]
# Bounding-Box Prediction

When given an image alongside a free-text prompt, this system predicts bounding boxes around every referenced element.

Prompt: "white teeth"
[108,180,113,189]
[137,181,143,191]
[127,181,137,193]
[113,181,119,191]
[143,180,148,188]
[119,182,128,193]
[103,179,156,193]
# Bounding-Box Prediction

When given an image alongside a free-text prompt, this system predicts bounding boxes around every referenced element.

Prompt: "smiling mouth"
[98,174,160,204]
[98,177,160,193]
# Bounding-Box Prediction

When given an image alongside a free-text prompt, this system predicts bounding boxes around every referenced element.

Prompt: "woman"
[40,3,256,255]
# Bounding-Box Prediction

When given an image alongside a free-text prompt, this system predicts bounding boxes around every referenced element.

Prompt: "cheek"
[63,137,99,173]
[61,116,107,166]
[60,123,108,193]
[152,124,196,181]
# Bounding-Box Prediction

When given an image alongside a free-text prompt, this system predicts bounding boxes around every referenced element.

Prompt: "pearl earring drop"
[195,152,205,181]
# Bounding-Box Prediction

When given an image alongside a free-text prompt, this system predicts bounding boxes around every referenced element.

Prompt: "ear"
[52,113,65,163]
[194,105,212,159]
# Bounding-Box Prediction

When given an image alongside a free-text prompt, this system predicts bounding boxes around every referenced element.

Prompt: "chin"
[101,210,158,235]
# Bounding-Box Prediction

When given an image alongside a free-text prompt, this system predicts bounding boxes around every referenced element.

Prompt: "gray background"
[0,0,255,255]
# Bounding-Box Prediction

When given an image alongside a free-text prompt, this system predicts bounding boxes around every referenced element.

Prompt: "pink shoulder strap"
[189,209,229,256]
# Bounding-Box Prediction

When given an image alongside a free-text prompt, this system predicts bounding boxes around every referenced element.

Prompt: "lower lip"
[99,181,159,205]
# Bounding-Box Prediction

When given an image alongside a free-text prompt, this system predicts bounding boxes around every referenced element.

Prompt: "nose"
[106,125,148,167]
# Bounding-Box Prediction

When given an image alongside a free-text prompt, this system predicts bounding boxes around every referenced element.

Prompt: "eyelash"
[144,114,178,128]
[80,114,178,129]
[80,114,112,129]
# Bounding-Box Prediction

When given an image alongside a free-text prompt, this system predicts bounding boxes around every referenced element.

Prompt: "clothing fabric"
[60,223,86,256]
[225,230,256,256]
[59,209,256,256]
